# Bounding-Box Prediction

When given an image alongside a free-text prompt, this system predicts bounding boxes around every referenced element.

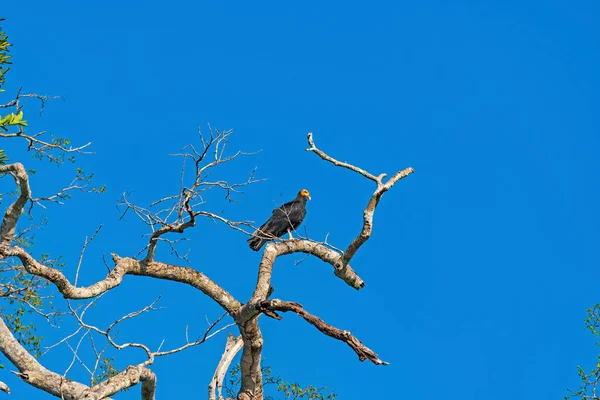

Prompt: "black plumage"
[247,189,311,251]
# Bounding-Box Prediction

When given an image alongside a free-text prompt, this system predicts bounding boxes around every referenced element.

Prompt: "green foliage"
[0,21,26,130]
[90,357,128,393]
[0,18,12,92]
[4,305,42,357]
[30,136,75,164]
[566,304,600,400]
[0,149,7,165]
[0,19,101,375]
[0,221,64,368]
[0,110,27,130]
[91,356,124,389]
[0,266,52,360]
[585,304,600,338]
[76,167,106,194]
[224,363,337,400]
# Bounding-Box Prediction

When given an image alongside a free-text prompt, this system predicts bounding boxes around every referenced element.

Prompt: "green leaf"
[0,149,8,165]
[0,111,27,128]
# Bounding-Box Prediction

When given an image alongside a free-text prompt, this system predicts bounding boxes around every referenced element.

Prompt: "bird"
[247,189,311,251]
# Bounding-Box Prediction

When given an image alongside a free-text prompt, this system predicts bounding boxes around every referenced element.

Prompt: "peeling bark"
[237,320,263,400]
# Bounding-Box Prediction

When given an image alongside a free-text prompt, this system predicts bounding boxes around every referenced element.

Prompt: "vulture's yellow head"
[300,189,311,201]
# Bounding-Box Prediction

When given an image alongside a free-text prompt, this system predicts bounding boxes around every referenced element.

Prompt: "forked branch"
[306,132,414,267]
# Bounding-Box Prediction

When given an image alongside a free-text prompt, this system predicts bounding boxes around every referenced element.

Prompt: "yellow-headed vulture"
[247,189,311,251]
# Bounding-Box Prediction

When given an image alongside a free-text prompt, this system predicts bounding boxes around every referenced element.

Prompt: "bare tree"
[0,20,414,400]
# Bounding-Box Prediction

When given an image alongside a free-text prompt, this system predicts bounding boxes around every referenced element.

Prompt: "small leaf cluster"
[0,267,51,359]
[566,304,600,400]
[0,18,11,91]
[0,110,27,130]
[225,363,337,400]
[0,226,64,366]
[0,21,27,130]
[91,356,125,390]
[76,167,106,194]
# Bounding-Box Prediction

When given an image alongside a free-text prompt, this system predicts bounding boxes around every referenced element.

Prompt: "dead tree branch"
[259,299,388,365]
[209,334,244,400]
[75,224,103,286]
[50,297,231,399]
[0,247,240,314]
[306,132,414,267]
[30,172,103,210]
[116,127,260,263]
[305,133,382,182]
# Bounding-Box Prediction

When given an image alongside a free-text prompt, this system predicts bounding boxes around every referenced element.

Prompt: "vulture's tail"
[247,234,266,251]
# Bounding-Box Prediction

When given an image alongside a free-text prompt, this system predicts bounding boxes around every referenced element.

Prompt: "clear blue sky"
[1,1,600,399]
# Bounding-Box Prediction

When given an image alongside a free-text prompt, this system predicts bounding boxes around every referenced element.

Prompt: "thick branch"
[209,334,243,400]
[0,315,106,399]
[236,232,370,400]
[237,320,263,400]
[0,311,159,399]
[140,369,157,400]
[250,240,363,302]
[237,239,365,334]
[1,247,241,314]
[87,365,156,400]
[0,163,31,250]
[259,299,388,365]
